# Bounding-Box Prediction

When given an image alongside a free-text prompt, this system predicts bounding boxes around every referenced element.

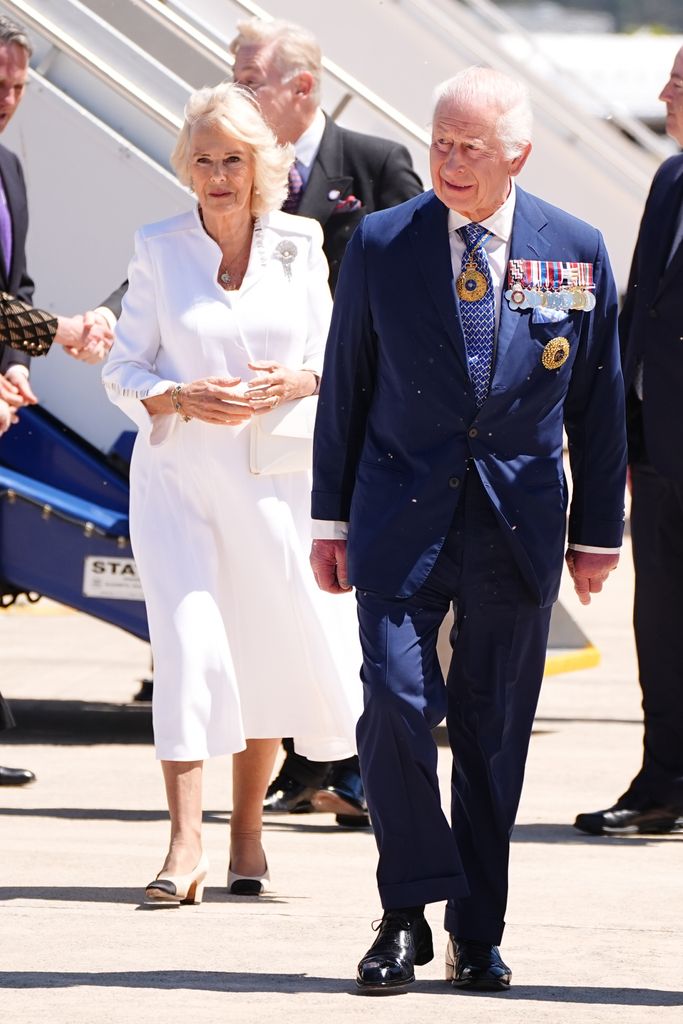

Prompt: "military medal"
[541,336,570,370]
[457,259,488,302]
[506,260,597,313]
[457,228,494,302]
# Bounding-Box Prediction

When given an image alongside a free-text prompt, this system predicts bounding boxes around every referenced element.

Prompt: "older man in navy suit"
[311,67,626,992]
[575,47,683,838]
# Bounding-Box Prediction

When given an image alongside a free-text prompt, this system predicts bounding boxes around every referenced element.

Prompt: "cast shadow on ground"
[0,885,293,907]
[0,806,365,835]
[0,972,681,1004]
[0,807,678,843]
[510,823,683,846]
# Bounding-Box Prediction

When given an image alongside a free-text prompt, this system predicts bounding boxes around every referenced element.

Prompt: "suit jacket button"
[448,476,460,489]
[468,427,478,438]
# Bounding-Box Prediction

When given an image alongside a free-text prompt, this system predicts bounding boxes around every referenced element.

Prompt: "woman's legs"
[231,738,280,876]
[159,759,204,874]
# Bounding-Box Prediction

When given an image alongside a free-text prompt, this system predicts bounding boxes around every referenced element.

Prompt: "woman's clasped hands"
[178,361,317,424]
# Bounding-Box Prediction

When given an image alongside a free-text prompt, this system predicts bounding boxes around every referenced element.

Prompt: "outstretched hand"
[58,311,114,364]
[565,549,619,606]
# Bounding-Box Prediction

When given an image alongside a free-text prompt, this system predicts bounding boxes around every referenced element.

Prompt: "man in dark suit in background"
[229,16,423,823]
[311,66,626,992]
[575,46,683,837]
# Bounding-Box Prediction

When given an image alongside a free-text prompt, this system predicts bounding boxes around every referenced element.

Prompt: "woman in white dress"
[102,83,361,903]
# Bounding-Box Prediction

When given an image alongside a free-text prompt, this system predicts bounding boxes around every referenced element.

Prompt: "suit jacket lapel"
[654,163,683,299]
[297,117,353,225]
[409,191,466,363]
[491,188,551,389]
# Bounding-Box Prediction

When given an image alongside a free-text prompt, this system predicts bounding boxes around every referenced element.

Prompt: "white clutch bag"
[249,395,318,475]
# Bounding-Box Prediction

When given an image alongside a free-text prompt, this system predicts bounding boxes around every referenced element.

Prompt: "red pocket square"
[334,195,362,212]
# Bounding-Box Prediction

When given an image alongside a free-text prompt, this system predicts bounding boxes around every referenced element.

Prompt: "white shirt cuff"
[311,519,348,540]
[569,544,621,554]
[95,306,117,331]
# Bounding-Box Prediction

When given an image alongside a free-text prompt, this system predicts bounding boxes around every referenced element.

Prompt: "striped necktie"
[282,162,304,214]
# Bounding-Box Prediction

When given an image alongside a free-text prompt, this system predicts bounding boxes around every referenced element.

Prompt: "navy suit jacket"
[619,154,683,478]
[0,142,34,374]
[312,187,627,607]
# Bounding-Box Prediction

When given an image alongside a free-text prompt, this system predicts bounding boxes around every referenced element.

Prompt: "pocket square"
[334,194,362,212]
[532,306,571,324]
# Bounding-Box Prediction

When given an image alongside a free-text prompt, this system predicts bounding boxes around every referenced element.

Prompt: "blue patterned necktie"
[458,223,495,406]
[281,161,303,214]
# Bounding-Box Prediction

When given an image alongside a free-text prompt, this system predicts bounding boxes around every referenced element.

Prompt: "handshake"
[0,303,116,437]
[56,308,114,364]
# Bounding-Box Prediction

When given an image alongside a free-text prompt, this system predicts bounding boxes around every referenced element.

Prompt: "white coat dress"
[102,207,362,761]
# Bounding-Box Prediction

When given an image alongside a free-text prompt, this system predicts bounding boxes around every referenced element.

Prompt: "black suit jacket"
[101,114,423,314]
[619,154,683,478]
[0,143,34,375]
[296,116,422,290]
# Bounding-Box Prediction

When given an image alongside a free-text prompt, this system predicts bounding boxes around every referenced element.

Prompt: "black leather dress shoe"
[0,765,36,786]
[357,912,433,993]
[262,772,316,813]
[445,937,511,991]
[574,803,683,835]
[312,764,371,827]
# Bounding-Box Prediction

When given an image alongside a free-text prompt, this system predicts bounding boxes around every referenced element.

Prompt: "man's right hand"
[310,539,352,594]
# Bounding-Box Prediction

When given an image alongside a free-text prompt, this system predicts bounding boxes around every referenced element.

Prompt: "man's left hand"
[4,364,37,405]
[565,549,619,606]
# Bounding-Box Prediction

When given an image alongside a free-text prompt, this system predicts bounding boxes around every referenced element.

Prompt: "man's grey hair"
[434,67,532,159]
[230,17,322,103]
[0,15,32,56]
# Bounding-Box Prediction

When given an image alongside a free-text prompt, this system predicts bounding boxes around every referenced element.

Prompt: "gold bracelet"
[170,383,192,422]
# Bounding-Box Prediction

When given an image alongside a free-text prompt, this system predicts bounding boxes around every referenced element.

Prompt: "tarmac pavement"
[1,532,681,1024]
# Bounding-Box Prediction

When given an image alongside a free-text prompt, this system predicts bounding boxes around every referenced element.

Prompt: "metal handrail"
[397,0,662,188]
[0,0,182,133]
[127,0,233,78]
[159,0,431,146]
[460,0,671,161]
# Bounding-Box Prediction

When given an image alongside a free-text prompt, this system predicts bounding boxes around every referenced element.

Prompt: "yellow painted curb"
[545,644,600,676]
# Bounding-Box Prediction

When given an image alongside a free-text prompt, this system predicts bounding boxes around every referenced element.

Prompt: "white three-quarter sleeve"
[301,221,333,376]
[101,230,179,447]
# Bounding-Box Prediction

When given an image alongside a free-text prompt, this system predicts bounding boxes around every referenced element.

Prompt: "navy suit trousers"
[355,466,552,943]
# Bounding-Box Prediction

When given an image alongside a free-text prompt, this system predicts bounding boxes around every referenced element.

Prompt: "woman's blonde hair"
[171,82,293,216]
